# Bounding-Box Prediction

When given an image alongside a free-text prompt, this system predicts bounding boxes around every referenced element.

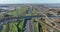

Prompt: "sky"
[0,0,60,4]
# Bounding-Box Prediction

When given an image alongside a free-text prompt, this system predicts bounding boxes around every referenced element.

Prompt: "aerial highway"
[23,6,34,32]
[0,16,60,32]
[0,16,60,25]
[0,6,60,32]
[22,18,34,32]
[0,15,60,32]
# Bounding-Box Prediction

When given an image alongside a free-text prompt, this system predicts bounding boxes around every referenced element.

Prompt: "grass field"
[7,6,28,17]
[32,18,39,32]
[1,24,8,32]
[18,20,24,32]
[9,22,18,32]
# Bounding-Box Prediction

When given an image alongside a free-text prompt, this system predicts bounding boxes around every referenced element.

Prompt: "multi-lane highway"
[22,18,34,32]
[23,6,34,32]
[0,16,60,24]
[0,6,60,32]
[0,16,60,32]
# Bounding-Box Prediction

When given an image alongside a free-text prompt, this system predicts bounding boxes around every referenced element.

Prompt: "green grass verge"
[32,19,39,32]
[1,24,8,32]
[9,22,18,32]
[18,20,24,32]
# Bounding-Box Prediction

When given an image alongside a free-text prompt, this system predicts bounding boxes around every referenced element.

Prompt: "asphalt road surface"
[0,16,60,32]
[23,18,34,32]
[0,16,60,25]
